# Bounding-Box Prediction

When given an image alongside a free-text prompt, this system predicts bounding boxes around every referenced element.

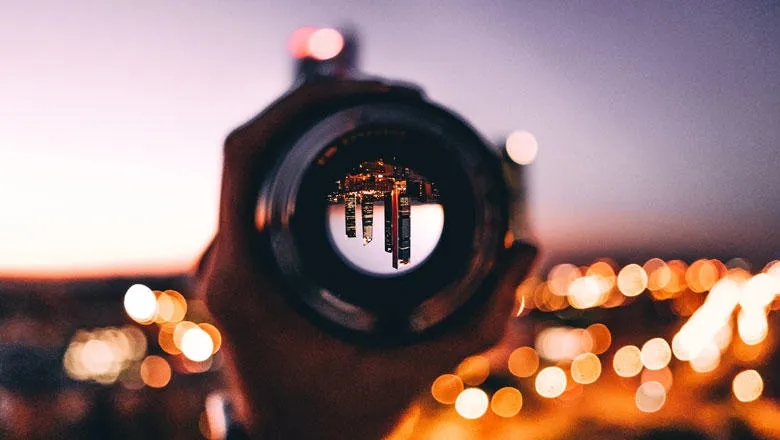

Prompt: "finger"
[397,241,538,371]
[473,241,538,345]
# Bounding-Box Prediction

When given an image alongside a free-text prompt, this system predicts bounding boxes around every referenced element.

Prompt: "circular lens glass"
[261,99,507,335]
[326,159,444,276]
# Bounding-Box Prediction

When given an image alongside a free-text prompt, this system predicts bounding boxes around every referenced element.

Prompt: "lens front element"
[326,160,444,276]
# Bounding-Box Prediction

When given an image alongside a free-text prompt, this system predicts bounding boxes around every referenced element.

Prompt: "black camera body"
[253,29,525,343]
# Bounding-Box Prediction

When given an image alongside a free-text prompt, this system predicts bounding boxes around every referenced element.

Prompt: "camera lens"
[257,93,507,339]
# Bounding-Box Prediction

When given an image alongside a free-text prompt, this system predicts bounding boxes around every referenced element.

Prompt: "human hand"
[197,80,537,439]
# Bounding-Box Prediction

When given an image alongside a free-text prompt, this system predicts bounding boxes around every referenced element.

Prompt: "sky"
[328,204,444,276]
[1,1,778,276]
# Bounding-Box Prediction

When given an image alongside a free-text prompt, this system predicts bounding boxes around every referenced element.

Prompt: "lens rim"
[258,99,507,337]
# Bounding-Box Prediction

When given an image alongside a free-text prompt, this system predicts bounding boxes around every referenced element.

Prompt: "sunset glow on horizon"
[2,1,778,276]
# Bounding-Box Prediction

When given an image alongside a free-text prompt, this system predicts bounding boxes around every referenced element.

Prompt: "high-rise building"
[398,193,411,264]
[345,193,356,238]
[384,192,393,253]
[362,199,373,245]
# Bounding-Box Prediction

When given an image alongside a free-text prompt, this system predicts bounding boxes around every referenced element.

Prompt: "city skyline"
[330,160,439,269]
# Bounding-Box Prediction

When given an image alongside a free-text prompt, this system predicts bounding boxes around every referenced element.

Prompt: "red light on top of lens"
[288,27,344,61]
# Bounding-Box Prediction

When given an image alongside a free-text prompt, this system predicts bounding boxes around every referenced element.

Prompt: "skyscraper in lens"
[362,198,373,245]
[398,192,411,264]
[384,192,393,253]
[345,193,356,238]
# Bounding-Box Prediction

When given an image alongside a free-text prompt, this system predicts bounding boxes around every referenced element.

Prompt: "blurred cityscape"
[2,257,778,439]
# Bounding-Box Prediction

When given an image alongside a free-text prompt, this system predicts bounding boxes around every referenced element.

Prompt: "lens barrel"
[256,83,508,342]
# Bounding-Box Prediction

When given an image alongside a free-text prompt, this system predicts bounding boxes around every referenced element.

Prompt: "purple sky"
[1,1,778,275]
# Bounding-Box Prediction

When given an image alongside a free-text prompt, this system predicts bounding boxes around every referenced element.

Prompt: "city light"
[455,355,490,386]
[686,259,720,293]
[124,284,157,324]
[641,367,673,392]
[155,290,187,324]
[585,323,612,354]
[308,28,344,61]
[737,309,768,346]
[536,327,590,362]
[635,381,666,413]
[199,323,223,355]
[505,130,539,165]
[454,388,489,419]
[535,367,567,398]
[640,338,672,370]
[63,326,148,385]
[571,353,602,384]
[689,342,720,373]
[288,26,317,58]
[644,258,671,292]
[288,27,344,61]
[567,275,610,309]
[613,345,643,378]
[547,263,580,296]
[741,273,778,309]
[507,346,539,378]
[139,355,172,388]
[732,370,763,403]
[173,321,198,352]
[617,264,648,297]
[181,327,215,362]
[490,387,523,418]
[431,374,464,405]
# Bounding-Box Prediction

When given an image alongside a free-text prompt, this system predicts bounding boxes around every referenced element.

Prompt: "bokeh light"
[199,323,223,355]
[644,258,671,292]
[571,353,602,385]
[63,327,147,385]
[288,26,317,58]
[455,355,490,386]
[505,130,539,165]
[686,259,720,293]
[548,263,580,296]
[533,282,568,312]
[741,273,779,309]
[535,367,567,398]
[641,367,673,392]
[80,339,116,376]
[640,338,672,370]
[158,322,181,355]
[181,327,215,362]
[507,346,539,378]
[140,355,172,388]
[613,345,643,378]
[123,284,157,324]
[455,388,489,420]
[585,323,612,354]
[173,321,198,352]
[732,370,763,403]
[490,387,523,418]
[689,342,721,373]
[617,264,648,297]
[536,327,590,362]
[567,275,610,309]
[431,374,464,405]
[635,381,666,413]
[155,290,187,324]
[308,28,344,60]
[737,309,768,346]
[587,261,617,289]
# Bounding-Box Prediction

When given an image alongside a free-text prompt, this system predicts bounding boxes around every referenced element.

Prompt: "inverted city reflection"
[327,160,443,275]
